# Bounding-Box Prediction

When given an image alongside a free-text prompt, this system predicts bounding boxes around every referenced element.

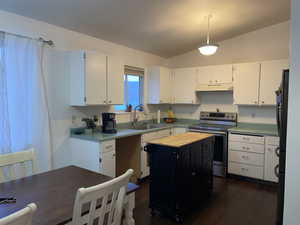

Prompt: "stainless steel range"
[188,111,237,177]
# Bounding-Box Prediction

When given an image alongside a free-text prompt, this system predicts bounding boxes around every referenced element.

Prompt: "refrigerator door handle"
[275,164,280,178]
[275,147,280,157]
[276,102,281,135]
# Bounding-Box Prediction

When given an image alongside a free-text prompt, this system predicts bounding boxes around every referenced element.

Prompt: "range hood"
[196,83,233,92]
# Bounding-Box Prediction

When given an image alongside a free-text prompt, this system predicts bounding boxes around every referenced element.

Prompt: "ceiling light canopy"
[198,15,219,56]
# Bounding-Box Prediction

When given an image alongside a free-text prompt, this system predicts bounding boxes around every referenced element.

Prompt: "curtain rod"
[0,31,54,46]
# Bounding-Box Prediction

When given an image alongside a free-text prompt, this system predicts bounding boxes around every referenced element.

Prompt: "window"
[114,66,144,111]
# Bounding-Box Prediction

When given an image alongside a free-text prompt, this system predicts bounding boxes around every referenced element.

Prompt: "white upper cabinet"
[259,59,289,105]
[233,62,261,105]
[233,59,289,105]
[147,66,172,104]
[197,64,233,85]
[107,55,124,105]
[69,50,124,106]
[85,51,107,105]
[172,67,199,104]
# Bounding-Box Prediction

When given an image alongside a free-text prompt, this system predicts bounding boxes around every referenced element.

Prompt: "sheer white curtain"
[0,32,11,154]
[0,32,53,172]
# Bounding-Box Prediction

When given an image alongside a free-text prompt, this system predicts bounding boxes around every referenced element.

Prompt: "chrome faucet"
[132,104,144,127]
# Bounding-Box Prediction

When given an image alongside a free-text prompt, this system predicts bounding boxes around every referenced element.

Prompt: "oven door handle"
[188,129,226,136]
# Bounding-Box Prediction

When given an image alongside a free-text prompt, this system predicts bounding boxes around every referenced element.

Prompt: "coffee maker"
[102,113,117,134]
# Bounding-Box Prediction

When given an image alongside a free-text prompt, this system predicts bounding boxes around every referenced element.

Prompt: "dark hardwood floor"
[134,177,278,225]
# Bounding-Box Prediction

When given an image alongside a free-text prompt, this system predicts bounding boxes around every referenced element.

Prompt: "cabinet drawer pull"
[105,145,113,149]
[241,167,249,172]
[241,155,249,160]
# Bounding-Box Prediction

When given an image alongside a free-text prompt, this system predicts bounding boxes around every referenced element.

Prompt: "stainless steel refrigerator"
[275,69,289,225]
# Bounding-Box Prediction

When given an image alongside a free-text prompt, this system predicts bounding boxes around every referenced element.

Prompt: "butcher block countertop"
[147,132,214,148]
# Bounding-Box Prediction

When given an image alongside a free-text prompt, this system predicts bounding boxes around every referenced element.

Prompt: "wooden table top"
[147,132,214,147]
[0,166,139,225]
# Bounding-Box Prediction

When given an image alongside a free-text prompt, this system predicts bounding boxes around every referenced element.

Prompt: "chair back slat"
[72,169,133,225]
[0,148,37,183]
[0,203,37,225]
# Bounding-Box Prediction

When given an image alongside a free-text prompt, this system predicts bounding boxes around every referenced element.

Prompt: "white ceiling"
[0,0,290,58]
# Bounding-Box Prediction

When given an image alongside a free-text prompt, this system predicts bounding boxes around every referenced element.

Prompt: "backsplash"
[70,104,169,128]
[170,92,277,124]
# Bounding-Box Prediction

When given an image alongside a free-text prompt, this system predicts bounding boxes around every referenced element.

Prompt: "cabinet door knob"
[274,165,279,178]
[275,147,280,157]
[99,158,102,163]
[261,101,265,104]
[109,100,112,103]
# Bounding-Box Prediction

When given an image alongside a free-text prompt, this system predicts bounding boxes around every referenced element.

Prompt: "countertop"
[147,132,214,147]
[228,123,278,136]
[70,119,197,142]
[71,120,279,142]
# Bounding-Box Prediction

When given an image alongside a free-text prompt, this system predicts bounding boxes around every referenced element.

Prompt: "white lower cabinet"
[264,136,280,182]
[228,133,265,180]
[229,141,265,154]
[70,138,116,177]
[99,140,116,177]
[228,133,279,183]
[171,127,187,135]
[228,151,264,166]
[228,162,264,179]
[140,128,172,178]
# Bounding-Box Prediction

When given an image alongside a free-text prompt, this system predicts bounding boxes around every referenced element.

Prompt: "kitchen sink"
[131,123,167,130]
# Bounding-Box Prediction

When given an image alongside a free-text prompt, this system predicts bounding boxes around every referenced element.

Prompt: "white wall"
[0,10,167,169]
[167,22,289,124]
[283,0,300,224]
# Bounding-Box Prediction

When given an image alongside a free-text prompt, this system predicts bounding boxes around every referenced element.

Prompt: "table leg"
[123,192,135,225]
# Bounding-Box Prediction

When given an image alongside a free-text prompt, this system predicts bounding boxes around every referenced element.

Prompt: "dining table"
[0,166,139,225]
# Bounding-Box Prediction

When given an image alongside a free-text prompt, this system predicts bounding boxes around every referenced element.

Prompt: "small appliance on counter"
[81,116,98,134]
[102,113,117,134]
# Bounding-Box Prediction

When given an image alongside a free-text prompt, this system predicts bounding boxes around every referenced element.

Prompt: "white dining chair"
[0,148,37,183]
[71,169,134,225]
[0,203,37,225]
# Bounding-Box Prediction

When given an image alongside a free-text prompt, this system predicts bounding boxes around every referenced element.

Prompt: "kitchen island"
[145,132,215,223]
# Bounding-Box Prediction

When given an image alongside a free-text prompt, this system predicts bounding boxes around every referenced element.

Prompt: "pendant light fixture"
[198,15,219,56]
